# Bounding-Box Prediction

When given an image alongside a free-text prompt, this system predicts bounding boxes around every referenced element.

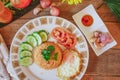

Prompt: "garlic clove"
[33,7,42,15]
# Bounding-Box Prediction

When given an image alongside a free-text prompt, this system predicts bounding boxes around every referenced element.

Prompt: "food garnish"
[19,29,49,66]
[19,57,33,66]
[53,52,58,60]
[33,42,62,69]
[26,34,37,47]
[81,15,93,27]
[20,50,32,59]
[33,32,42,45]
[20,42,33,51]
[51,27,77,49]
[39,30,48,42]
[47,45,55,51]
[42,45,55,61]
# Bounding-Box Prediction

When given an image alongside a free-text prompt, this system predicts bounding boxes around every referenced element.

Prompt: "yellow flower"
[62,0,82,5]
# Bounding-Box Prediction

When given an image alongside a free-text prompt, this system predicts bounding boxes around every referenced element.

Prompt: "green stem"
[4,2,12,8]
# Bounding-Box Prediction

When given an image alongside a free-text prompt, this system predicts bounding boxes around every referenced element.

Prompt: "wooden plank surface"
[0,0,120,80]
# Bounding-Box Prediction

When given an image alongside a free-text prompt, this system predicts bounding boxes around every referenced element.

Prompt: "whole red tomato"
[10,0,32,9]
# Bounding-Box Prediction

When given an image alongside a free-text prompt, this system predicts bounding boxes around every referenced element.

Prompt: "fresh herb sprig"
[53,53,58,60]
[104,0,120,21]
[42,45,55,61]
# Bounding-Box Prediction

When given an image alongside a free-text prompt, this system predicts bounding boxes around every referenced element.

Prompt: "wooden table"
[0,0,120,80]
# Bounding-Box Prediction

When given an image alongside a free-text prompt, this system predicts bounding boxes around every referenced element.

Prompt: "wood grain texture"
[0,0,120,80]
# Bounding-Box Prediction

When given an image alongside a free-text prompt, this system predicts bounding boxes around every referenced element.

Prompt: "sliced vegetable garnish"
[20,42,33,51]
[51,27,77,49]
[19,57,33,66]
[26,35,37,47]
[39,30,48,42]
[20,50,32,59]
[32,32,42,45]
[19,29,49,66]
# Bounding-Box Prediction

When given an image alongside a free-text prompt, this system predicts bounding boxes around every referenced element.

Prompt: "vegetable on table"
[0,7,13,23]
[0,1,13,23]
[10,0,32,9]
[50,6,60,16]
[40,0,51,9]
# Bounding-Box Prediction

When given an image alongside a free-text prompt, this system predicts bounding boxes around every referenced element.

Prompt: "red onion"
[40,0,51,8]
[50,6,60,16]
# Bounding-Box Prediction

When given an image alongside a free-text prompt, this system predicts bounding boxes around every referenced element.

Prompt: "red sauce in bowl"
[81,15,93,27]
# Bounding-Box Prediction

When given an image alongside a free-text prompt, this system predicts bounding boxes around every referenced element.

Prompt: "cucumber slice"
[19,57,33,66]
[20,42,33,51]
[26,35,37,47]
[20,50,32,59]
[32,32,42,45]
[39,30,48,42]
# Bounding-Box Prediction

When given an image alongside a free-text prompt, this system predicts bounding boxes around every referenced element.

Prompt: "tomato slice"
[10,0,32,9]
[63,34,77,49]
[51,27,77,49]
[0,8,13,23]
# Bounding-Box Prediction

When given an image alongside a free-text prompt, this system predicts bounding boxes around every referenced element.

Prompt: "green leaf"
[53,53,58,60]
[104,0,120,21]
[47,45,55,52]
[41,45,55,61]
[44,54,50,61]
[42,49,48,55]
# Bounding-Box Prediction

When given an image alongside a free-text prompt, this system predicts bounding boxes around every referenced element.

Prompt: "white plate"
[73,4,117,56]
[10,16,89,80]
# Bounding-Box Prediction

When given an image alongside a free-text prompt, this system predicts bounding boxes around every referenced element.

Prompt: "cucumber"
[39,30,48,42]
[20,42,33,51]
[32,32,42,45]
[26,35,37,47]
[20,50,32,59]
[19,57,33,66]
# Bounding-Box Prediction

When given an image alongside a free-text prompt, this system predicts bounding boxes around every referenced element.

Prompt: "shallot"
[33,7,42,15]
[50,6,60,16]
[40,0,51,8]
[90,31,113,48]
